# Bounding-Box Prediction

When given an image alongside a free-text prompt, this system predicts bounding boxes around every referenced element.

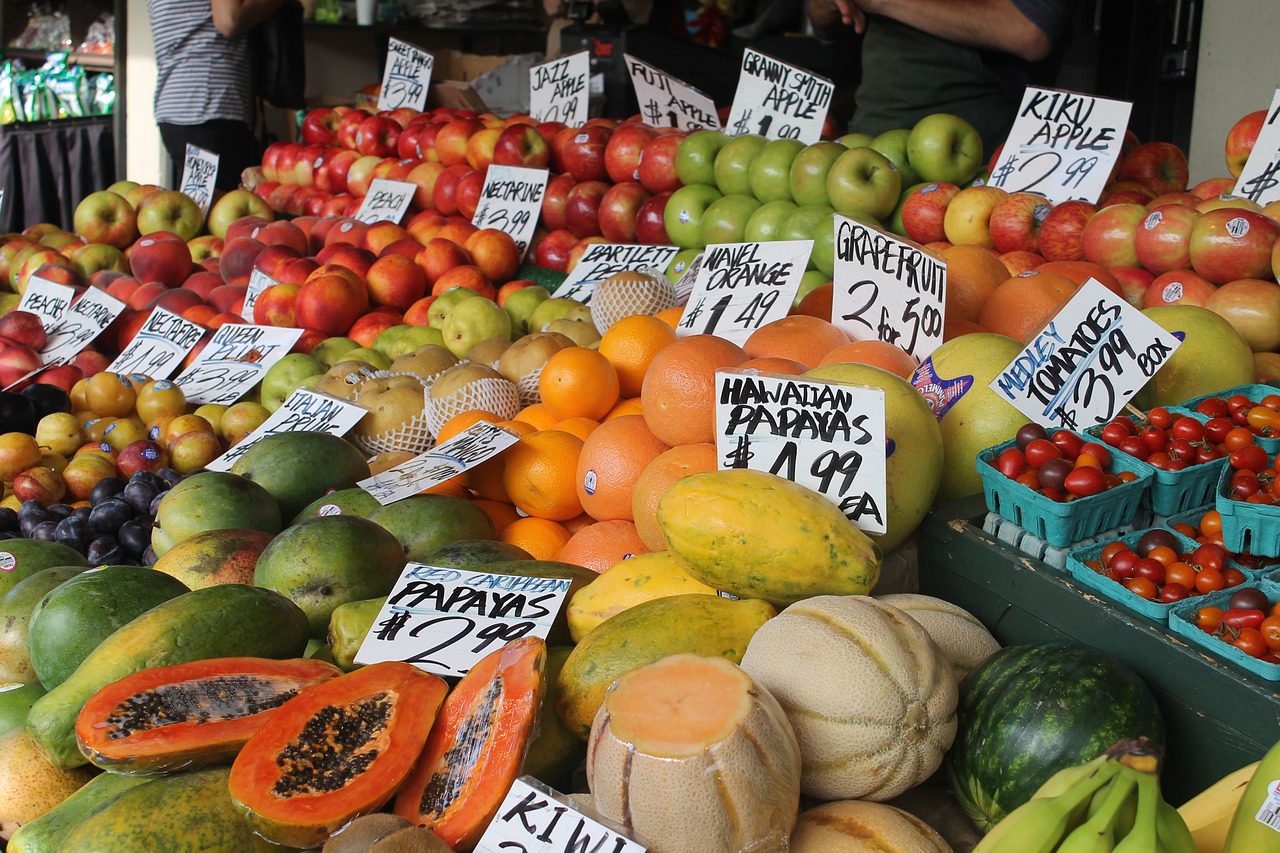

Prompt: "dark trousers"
[158,120,261,192]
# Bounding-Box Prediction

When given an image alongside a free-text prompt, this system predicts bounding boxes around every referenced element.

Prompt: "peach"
[403,295,436,326]
[252,244,303,279]
[416,238,472,287]
[463,229,521,285]
[430,264,497,300]
[182,270,223,301]
[323,245,377,280]
[347,310,403,349]
[252,220,309,255]
[294,272,367,336]
[366,253,427,311]
[360,222,412,255]
[253,282,301,327]
[218,237,265,285]
[276,257,320,285]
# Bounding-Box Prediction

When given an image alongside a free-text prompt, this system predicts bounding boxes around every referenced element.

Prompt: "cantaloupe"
[587,654,800,853]
[740,595,957,801]
[876,593,1000,683]
[790,800,953,852]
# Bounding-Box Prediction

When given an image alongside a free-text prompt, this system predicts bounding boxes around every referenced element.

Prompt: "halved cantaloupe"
[790,800,954,852]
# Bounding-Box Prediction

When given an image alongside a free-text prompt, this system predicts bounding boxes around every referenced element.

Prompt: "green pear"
[336,347,391,370]
[545,318,601,347]
[428,287,483,329]
[373,324,412,356]
[310,336,362,369]
[442,298,512,358]
[260,353,326,413]
[386,325,446,358]
[528,297,592,334]
[503,285,550,338]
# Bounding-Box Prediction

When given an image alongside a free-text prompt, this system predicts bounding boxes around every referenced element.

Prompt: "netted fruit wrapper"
[426,377,520,436]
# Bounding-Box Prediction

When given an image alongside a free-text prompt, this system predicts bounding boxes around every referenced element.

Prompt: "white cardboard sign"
[988,87,1132,203]
[529,51,590,125]
[676,240,810,344]
[39,288,126,365]
[624,55,720,131]
[990,278,1182,430]
[16,276,74,329]
[556,244,681,304]
[172,324,304,405]
[353,565,571,677]
[358,421,519,505]
[241,268,276,322]
[179,144,219,217]
[471,165,549,259]
[716,368,888,534]
[377,38,433,112]
[352,178,416,225]
[831,216,946,362]
[107,307,205,379]
[725,48,832,144]
[1233,88,1280,206]
[475,777,647,853]
[206,388,366,472]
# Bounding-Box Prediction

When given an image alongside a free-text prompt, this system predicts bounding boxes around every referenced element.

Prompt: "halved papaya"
[75,656,342,774]
[229,661,448,849]
[394,637,546,851]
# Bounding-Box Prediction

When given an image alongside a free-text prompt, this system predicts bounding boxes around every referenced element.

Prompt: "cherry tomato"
[1160,583,1191,603]
[1223,567,1247,588]
[1075,452,1104,470]
[1201,510,1224,537]
[1064,465,1106,498]
[1197,605,1224,632]
[1171,522,1198,539]
[1230,444,1270,472]
[1146,450,1172,470]
[996,447,1026,479]
[1110,550,1140,579]
[1171,417,1206,442]
[1192,543,1228,572]
[1079,442,1112,468]
[1051,430,1085,461]
[1260,615,1280,650]
[1196,444,1224,465]
[1195,398,1229,420]
[1194,567,1225,594]
[1247,406,1280,436]
[1146,545,1178,567]
[1229,587,1272,612]
[1134,558,1166,585]
[1141,426,1168,454]
[1100,541,1130,565]
[1168,438,1197,463]
[1264,394,1280,410]
[1228,393,1255,414]
[1224,427,1256,452]
[1024,438,1062,469]
[1232,627,1268,659]
[1149,406,1176,428]
[1165,562,1197,590]
[1015,422,1049,450]
[1038,457,1074,492]
[1015,471,1041,490]
[1124,576,1159,600]
[1118,436,1150,460]
[1039,487,1065,502]
[1101,419,1134,447]
[1204,416,1234,445]
[1222,608,1266,631]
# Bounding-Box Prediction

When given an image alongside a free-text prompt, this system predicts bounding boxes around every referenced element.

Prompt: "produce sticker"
[39,288,126,366]
[179,144,219,218]
[471,165,549,259]
[358,421,519,505]
[715,368,888,534]
[624,55,720,131]
[989,278,1181,430]
[831,215,946,362]
[677,240,810,344]
[377,38,433,112]
[173,324,304,405]
[529,51,589,125]
[354,565,572,678]
[206,388,366,472]
[108,308,205,379]
[725,48,833,144]
[556,244,680,304]
[1233,87,1280,205]
[988,87,1132,204]
[16,275,74,329]
[352,178,415,225]
[475,777,647,853]
[241,268,276,322]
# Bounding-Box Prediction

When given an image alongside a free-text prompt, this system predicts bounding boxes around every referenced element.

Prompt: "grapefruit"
[1133,305,1257,408]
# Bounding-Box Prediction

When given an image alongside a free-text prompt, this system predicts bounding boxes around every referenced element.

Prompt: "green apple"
[906,113,983,185]
[778,204,836,243]
[826,146,902,221]
[665,247,702,285]
[749,139,805,204]
[373,324,411,356]
[310,336,362,369]
[804,212,840,277]
[793,269,831,308]
[442,297,512,358]
[788,141,847,207]
[870,128,919,189]
[664,184,724,249]
[387,325,446,357]
[699,194,761,246]
[713,134,767,196]
[503,284,551,338]
[837,132,875,148]
[676,130,731,187]
[259,353,326,413]
[529,297,593,334]
[338,347,392,370]
[428,287,483,329]
[744,200,798,243]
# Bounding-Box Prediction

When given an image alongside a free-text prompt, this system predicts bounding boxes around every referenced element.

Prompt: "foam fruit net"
[426,377,521,436]
[591,269,678,333]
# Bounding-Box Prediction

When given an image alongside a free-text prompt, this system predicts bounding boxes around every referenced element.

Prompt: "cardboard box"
[427,49,541,114]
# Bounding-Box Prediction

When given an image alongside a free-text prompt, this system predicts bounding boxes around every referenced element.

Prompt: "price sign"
[556,244,681,304]
[471,165,549,259]
[359,421,519,505]
[475,777,646,853]
[241,268,276,322]
[716,368,887,534]
[179,144,219,217]
[677,240,810,344]
[831,216,946,361]
[353,178,415,225]
[530,51,589,125]
[39,288,126,366]
[988,87,1132,203]
[724,48,833,144]
[671,252,703,303]
[206,388,367,473]
[625,55,720,131]
[990,279,1181,430]
[377,38,433,112]
[353,564,572,677]
[16,275,74,328]
[1234,88,1280,205]
[107,308,205,379]
[173,324,303,405]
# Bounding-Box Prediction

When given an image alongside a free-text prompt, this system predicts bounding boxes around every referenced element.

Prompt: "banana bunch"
[974,738,1197,853]
[1223,737,1280,852]
[1176,760,1258,853]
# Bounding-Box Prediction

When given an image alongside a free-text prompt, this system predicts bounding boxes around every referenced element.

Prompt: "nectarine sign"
[108,307,204,379]
[39,288,126,366]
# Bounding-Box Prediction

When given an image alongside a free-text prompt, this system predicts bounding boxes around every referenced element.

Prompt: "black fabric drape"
[0,115,115,233]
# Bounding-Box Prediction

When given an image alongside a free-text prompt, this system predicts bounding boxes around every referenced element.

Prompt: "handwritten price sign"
[725,48,833,144]
[353,565,571,677]
[475,777,646,853]
[625,55,720,131]
[530,51,589,125]
[17,276,74,329]
[206,388,366,472]
[556,244,680,304]
[108,308,205,379]
[471,165,548,259]
[40,288,126,366]
[353,178,415,225]
[990,279,1181,430]
[359,421,519,505]
[179,144,219,218]
[172,324,303,405]
[988,87,1132,204]
[831,216,946,361]
[1234,88,1280,205]
[378,38,433,112]
[241,268,276,322]
[677,240,810,344]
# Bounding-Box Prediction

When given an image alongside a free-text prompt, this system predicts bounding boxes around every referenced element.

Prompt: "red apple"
[533,228,577,273]
[1142,268,1217,308]
[988,192,1052,254]
[435,119,484,167]
[636,133,684,193]
[1036,200,1097,262]
[1080,202,1148,268]
[900,182,961,245]
[635,190,673,245]
[432,165,474,217]
[1111,266,1155,308]
[492,124,551,169]
[1188,208,1280,284]
[1225,110,1268,179]
[605,124,659,185]
[1133,204,1199,273]
[560,125,613,182]
[564,180,609,239]
[1190,176,1239,200]
[301,107,342,146]
[597,181,652,243]
[336,109,372,150]
[1117,141,1189,196]
[541,174,575,233]
[455,169,488,220]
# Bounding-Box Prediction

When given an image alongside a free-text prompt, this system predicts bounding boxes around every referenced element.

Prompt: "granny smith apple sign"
[678,239,811,345]
[725,48,833,145]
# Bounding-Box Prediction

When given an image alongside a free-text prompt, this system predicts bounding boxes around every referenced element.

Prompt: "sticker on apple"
[353,178,416,225]
[39,288,127,366]
[241,268,277,322]
[359,421,520,506]
[17,275,74,329]
[108,307,205,379]
[725,48,833,144]
[206,387,366,472]
[625,55,720,131]
[556,244,681,304]
[677,240,810,344]
[475,777,646,853]
[179,144,219,218]
[716,368,887,534]
[471,165,549,259]
[988,87,1133,204]
[1233,88,1280,206]
[378,38,433,112]
[831,216,946,362]
[530,51,589,125]
[989,278,1181,430]
[172,324,304,406]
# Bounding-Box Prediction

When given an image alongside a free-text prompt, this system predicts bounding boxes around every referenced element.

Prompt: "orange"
[817,340,920,379]
[473,498,520,532]
[420,475,469,498]
[791,282,833,320]
[944,317,989,341]
[1035,260,1123,300]
[499,516,572,561]
[563,511,596,534]
[575,415,670,522]
[939,244,1011,324]
[598,314,678,397]
[554,417,600,441]
[655,305,684,329]
[604,397,645,420]
[538,347,620,420]
[640,334,747,446]
[737,356,808,375]
[496,419,537,438]
[557,519,650,573]
[435,409,500,444]
[742,315,849,368]
[631,442,718,550]
[501,429,585,521]
[979,271,1079,342]
[513,402,559,431]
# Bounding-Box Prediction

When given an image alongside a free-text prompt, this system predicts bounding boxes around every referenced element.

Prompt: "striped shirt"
[147,0,256,126]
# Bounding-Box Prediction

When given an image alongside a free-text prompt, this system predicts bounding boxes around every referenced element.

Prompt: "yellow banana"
[1032,753,1112,800]
[1055,772,1138,853]
[1157,800,1200,853]
[974,758,1121,853]
[1113,763,1161,852]
[1178,760,1259,853]
[1225,739,1280,852]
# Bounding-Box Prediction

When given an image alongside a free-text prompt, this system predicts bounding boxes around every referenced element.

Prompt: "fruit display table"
[917,494,1278,805]
[0,114,114,233]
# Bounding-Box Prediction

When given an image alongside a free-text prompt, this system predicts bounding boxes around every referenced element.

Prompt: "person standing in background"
[147,0,289,192]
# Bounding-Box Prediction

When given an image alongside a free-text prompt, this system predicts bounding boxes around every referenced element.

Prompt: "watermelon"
[945,642,1164,832]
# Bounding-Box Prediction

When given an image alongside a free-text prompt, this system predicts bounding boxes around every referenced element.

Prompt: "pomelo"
[1133,305,1256,409]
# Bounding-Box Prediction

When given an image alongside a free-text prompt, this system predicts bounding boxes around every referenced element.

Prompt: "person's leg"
[158,120,261,192]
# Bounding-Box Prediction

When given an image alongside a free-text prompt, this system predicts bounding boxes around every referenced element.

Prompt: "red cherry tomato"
[1117,436,1150,460]
[1232,627,1269,659]
[1079,442,1112,468]
[1171,416,1206,442]
[1196,605,1224,632]
[1159,583,1190,603]
[1204,416,1234,445]
[1221,608,1266,631]
[996,447,1026,478]
[1133,558,1166,585]
[1025,438,1063,469]
[1141,426,1168,453]
[1064,465,1106,498]
[1230,444,1269,473]
[1100,421,1132,448]
[1051,430,1085,461]
[1149,406,1176,428]
[1124,576,1159,600]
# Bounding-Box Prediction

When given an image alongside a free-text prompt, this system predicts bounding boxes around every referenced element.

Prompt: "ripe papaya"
[566,550,716,642]
[8,770,148,853]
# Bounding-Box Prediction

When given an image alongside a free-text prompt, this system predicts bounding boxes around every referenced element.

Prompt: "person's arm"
[808,0,866,40]
[809,0,1056,61]
[211,0,290,38]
